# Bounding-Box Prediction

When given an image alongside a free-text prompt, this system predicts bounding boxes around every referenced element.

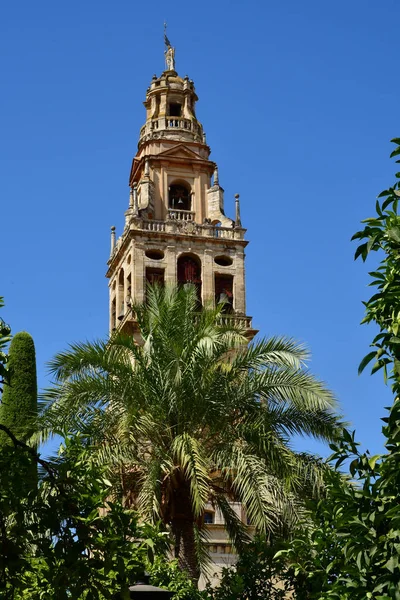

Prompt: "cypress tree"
[0,332,38,486]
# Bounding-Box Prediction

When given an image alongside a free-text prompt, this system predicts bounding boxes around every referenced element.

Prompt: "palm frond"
[172,433,211,517]
[213,493,250,552]
[193,524,213,577]
[136,457,163,521]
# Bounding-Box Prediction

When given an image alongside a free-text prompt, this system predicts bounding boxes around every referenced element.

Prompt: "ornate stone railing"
[219,315,253,329]
[212,226,238,239]
[109,218,246,264]
[167,209,195,221]
[165,117,193,130]
[141,220,166,232]
[115,308,254,337]
[139,118,203,144]
[131,218,245,240]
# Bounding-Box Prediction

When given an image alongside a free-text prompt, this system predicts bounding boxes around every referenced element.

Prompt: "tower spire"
[164,22,175,71]
[107,59,254,340]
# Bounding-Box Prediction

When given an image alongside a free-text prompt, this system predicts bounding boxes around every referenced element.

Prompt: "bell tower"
[106,44,255,339]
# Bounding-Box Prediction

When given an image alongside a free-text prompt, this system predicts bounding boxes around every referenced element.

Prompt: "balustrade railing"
[141,220,165,232]
[219,315,253,329]
[165,117,192,130]
[118,310,253,333]
[211,226,236,239]
[167,209,195,221]
[139,118,201,142]
[130,219,244,240]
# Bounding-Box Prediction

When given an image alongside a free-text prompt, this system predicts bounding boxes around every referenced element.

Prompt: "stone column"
[115,269,123,321]
[133,243,146,304]
[162,167,168,220]
[109,280,116,333]
[194,170,202,222]
[203,249,214,307]
[233,250,246,314]
[165,245,177,287]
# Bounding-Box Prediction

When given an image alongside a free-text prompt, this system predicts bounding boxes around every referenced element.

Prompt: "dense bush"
[0,430,197,599]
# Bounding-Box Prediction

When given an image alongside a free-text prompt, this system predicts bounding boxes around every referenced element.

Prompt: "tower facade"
[106,59,254,339]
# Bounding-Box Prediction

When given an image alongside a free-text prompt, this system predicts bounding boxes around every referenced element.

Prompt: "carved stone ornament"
[183,222,196,235]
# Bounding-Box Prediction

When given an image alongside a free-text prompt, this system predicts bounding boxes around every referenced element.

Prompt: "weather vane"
[164,21,175,71]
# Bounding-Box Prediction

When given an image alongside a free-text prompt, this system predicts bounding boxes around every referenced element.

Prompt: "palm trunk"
[170,483,200,583]
[171,515,200,583]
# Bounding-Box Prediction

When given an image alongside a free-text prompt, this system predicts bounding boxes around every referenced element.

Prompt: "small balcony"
[139,117,203,145]
[129,218,245,240]
[167,209,195,221]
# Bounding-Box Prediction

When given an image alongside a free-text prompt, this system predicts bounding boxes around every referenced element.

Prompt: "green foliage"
[0,428,187,599]
[0,331,38,489]
[206,536,292,600]
[352,138,400,395]
[253,138,400,599]
[148,556,205,600]
[0,298,11,392]
[276,412,400,599]
[0,332,37,443]
[40,284,342,580]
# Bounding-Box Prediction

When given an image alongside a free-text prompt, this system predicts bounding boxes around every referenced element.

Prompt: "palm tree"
[41,285,343,582]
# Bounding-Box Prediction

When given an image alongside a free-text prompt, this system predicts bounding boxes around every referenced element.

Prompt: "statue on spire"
[164,22,175,71]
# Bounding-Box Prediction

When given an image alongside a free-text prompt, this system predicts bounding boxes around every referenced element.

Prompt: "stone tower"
[106,52,255,340]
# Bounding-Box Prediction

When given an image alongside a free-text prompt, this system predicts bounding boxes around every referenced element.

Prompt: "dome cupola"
[138,40,205,148]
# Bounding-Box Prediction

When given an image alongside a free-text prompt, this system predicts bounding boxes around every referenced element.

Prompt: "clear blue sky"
[1,0,399,459]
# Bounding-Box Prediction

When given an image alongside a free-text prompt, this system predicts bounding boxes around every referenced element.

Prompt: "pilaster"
[133,243,146,304]
[165,245,177,286]
[203,249,215,306]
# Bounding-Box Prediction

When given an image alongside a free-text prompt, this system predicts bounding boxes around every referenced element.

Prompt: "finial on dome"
[164,22,175,71]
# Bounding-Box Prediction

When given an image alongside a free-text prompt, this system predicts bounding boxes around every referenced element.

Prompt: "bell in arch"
[218,290,231,305]
[117,302,125,321]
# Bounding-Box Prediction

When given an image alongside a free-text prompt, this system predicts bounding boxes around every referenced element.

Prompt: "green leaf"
[368,271,386,280]
[354,242,368,261]
[390,147,400,159]
[371,360,385,375]
[367,235,378,253]
[351,230,367,241]
[368,454,381,469]
[385,555,398,572]
[358,351,377,375]
[387,227,400,243]
[382,197,395,211]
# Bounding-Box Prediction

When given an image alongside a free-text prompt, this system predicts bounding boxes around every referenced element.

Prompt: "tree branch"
[0,424,57,483]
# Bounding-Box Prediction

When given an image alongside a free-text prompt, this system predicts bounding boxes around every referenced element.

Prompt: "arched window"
[177,254,202,306]
[215,274,234,313]
[168,183,191,212]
